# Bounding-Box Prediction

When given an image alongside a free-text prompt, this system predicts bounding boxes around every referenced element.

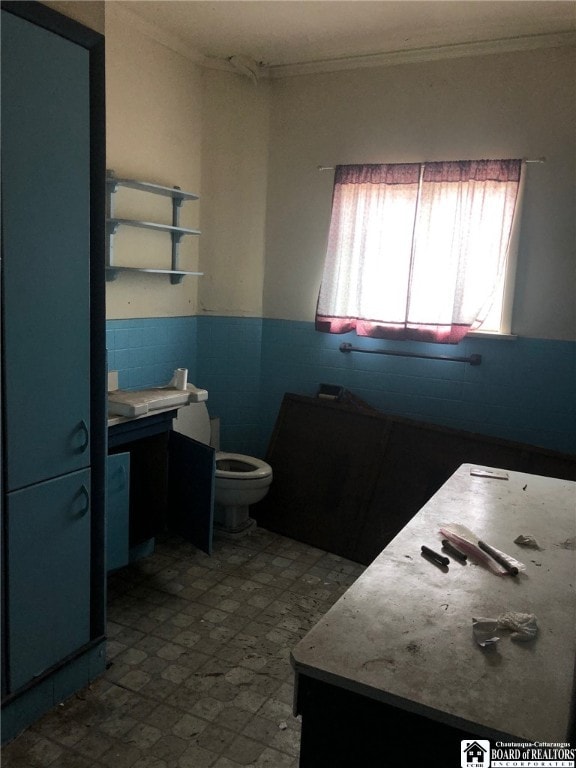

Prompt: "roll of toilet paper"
[173,368,188,390]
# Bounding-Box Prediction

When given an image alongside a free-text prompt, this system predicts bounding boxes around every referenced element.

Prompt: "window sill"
[466,331,518,341]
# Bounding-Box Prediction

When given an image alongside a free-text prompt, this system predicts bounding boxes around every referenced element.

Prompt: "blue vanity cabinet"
[108,413,215,558]
[106,453,131,572]
[0,2,106,743]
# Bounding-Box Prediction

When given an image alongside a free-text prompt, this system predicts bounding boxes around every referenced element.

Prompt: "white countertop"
[291,463,576,742]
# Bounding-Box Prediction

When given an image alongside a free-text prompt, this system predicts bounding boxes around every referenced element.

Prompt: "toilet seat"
[215,452,272,480]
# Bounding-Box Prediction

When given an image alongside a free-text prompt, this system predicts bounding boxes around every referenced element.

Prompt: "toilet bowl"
[173,400,273,534]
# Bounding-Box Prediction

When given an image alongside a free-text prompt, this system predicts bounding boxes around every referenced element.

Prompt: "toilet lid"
[215,452,272,480]
[173,402,211,444]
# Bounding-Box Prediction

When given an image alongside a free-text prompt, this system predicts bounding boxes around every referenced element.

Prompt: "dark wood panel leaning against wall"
[254,394,576,565]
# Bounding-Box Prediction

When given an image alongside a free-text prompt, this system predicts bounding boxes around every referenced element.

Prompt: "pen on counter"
[478,540,519,576]
[421,545,449,567]
[441,539,467,563]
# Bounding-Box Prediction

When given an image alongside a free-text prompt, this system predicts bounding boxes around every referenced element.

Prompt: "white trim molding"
[265,31,576,78]
[107,7,576,79]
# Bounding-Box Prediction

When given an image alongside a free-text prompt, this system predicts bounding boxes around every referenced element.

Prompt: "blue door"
[168,432,215,555]
[106,453,130,572]
[7,469,92,692]
[1,11,91,491]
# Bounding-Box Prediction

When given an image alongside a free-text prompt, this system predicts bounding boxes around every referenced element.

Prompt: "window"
[316,160,523,344]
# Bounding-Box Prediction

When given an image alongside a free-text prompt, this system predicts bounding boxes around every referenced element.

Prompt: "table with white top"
[291,463,576,766]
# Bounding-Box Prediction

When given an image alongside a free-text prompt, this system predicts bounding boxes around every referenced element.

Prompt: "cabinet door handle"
[77,484,90,517]
[78,419,89,453]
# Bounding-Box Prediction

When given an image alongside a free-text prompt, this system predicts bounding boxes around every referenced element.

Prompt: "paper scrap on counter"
[514,534,542,550]
[472,617,500,647]
[470,468,509,480]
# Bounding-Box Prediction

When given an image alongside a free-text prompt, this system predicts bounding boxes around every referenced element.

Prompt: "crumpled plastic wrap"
[497,611,539,642]
[473,612,538,647]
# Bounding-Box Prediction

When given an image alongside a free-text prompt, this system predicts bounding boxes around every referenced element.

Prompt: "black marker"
[441,539,468,563]
[478,540,519,576]
[421,545,449,567]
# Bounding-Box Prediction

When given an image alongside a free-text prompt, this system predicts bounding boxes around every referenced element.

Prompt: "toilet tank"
[173,402,211,444]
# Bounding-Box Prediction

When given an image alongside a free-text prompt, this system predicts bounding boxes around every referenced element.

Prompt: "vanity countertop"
[108,387,192,419]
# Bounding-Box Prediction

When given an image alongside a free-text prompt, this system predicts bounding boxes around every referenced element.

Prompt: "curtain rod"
[340,342,481,366]
[318,157,546,171]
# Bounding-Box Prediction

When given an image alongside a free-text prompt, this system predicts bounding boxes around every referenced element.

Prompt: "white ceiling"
[121,0,576,75]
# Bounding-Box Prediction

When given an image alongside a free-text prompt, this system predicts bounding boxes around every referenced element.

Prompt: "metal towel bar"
[339,342,481,366]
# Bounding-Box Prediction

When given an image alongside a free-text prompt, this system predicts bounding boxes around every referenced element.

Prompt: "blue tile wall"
[259,321,576,457]
[197,316,263,455]
[107,316,575,458]
[106,317,198,390]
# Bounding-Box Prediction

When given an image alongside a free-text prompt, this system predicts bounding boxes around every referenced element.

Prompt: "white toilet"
[173,401,273,535]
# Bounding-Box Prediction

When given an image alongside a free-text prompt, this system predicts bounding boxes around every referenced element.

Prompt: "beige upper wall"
[46,1,268,320]
[264,46,576,340]
[43,1,104,33]
[198,69,270,317]
[38,4,576,337]
[104,3,203,319]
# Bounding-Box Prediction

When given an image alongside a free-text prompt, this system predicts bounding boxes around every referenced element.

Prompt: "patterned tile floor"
[2,526,365,768]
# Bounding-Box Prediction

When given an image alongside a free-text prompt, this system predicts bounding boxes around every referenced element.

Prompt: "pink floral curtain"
[316,159,522,343]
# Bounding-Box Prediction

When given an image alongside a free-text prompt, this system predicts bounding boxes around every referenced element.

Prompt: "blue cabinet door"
[1,11,91,491]
[168,432,215,555]
[7,469,92,692]
[106,453,130,573]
